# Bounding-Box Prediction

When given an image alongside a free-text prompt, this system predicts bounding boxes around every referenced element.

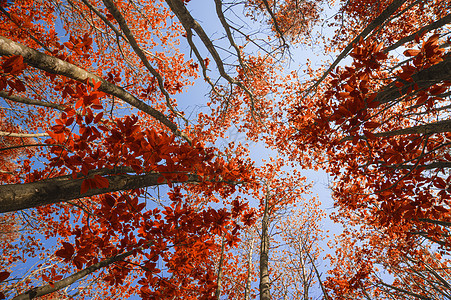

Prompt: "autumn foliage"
[0,0,450,299]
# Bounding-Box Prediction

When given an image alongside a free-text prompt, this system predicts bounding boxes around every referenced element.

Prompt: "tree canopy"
[0,0,450,299]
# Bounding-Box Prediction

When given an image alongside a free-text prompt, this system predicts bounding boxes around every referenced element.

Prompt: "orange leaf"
[424,33,440,46]
[75,98,84,110]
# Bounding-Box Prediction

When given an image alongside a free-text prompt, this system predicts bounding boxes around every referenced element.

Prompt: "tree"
[286,0,451,297]
[0,0,264,297]
[209,161,327,300]
[1,0,326,297]
[3,0,449,298]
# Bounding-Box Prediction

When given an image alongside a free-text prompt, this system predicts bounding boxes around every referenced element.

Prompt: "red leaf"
[403,49,420,57]
[136,202,146,212]
[85,112,94,124]
[434,205,448,213]
[2,55,27,75]
[364,121,380,129]
[424,33,440,46]
[131,164,143,173]
[363,130,377,140]
[434,177,447,189]
[13,79,26,92]
[415,94,428,106]
[0,271,10,282]
[415,34,421,44]
[51,124,65,133]
[53,275,63,281]
[65,117,74,126]
[55,242,75,260]
[93,174,109,189]
[103,195,116,207]
[80,179,90,194]
[343,84,354,92]
[75,98,84,110]
[91,78,102,90]
[429,85,446,95]
[94,112,103,124]
[374,42,384,53]
[157,176,165,184]
[64,242,75,255]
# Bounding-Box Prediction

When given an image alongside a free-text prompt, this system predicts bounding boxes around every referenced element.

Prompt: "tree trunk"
[259,189,271,300]
[0,168,199,213]
[298,242,309,300]
[244,236,254,300]
[215,234,226,300]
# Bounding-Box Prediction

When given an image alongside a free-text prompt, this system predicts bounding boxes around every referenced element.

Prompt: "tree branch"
[340,118,451,142]
[0,91,65,110]
[0,168,200,213]
[0,35,189,141]
[0,131,49,138]
[101,0,187,123]
[11,243,147,300]
[302,0,407,100]
[384,13,451,53]
[373,54,451,105]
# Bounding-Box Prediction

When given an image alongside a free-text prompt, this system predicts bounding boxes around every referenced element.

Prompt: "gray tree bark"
[0,167,199,213]
[259,188,271,300]
[244,236,254,300]
[0,90,65,110]
[215,234,226,300]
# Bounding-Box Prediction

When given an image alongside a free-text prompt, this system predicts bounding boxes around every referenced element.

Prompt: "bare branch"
[0,91,65,110]
[0,131,49,137]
